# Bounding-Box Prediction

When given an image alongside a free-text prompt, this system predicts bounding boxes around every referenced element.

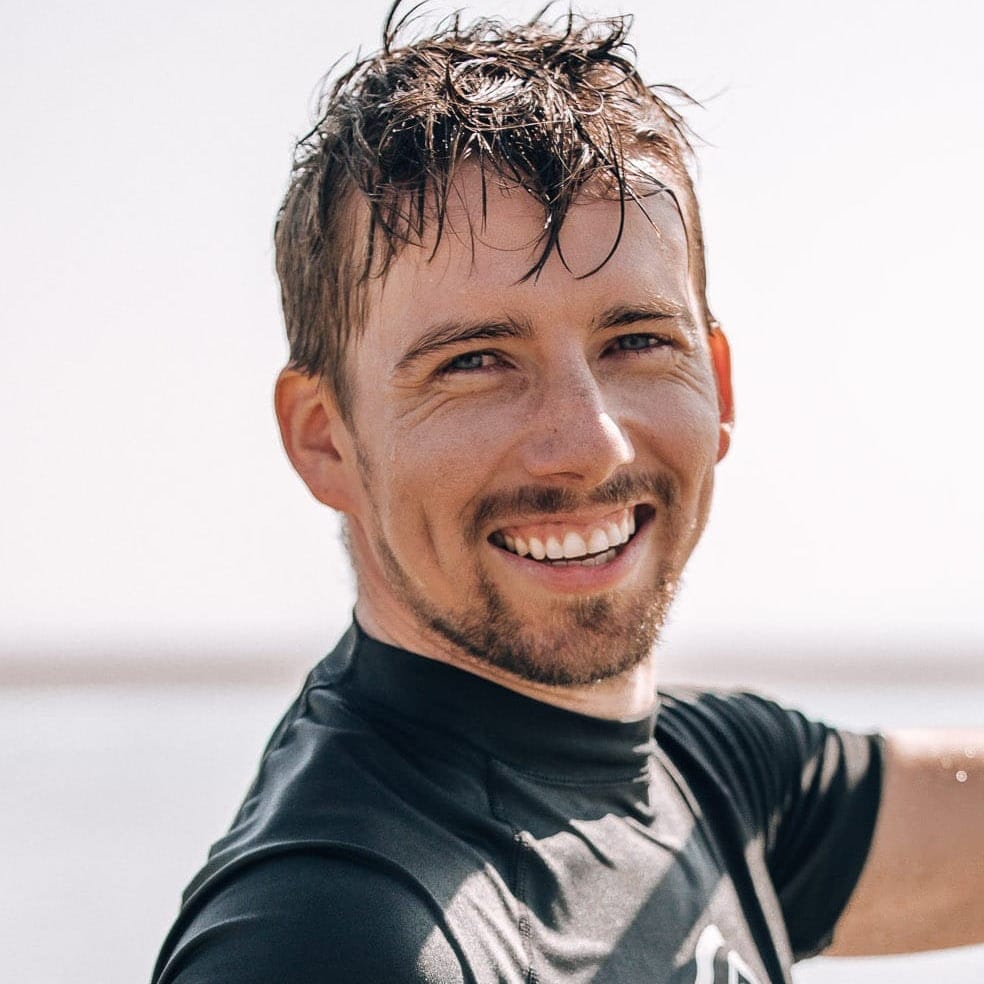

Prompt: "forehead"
[361,166,696,350]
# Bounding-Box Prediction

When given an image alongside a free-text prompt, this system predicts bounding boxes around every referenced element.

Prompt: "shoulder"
[656,686,879,790]
[655,687,882,859]
[657,686,814,747]
[154,851,467,984]
[656,687,884,959]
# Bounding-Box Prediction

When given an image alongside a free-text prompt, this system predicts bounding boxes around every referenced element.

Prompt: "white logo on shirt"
[693,924,762,984]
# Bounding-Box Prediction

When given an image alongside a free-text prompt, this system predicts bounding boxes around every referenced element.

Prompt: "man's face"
[339,168,723,685]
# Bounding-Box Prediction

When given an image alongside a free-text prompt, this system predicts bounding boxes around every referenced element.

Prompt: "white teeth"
[497,509,639,561]
[587,527,610,555]
[581,548,616,567]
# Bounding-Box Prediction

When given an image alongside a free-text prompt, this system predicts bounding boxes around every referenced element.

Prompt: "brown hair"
[274,1,708,417]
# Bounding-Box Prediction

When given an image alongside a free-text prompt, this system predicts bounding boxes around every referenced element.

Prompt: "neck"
[354,599,659,723]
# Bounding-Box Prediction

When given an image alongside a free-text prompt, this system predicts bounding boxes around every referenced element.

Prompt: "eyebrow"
[395,317,534,372]
[593,299,686,332]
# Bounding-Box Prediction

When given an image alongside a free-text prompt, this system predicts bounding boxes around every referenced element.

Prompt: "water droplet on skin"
[964,747,978,759]
[956,770,969,783]
[940,756,954,770]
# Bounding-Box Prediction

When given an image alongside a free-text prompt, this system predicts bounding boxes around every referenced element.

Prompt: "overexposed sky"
[2,0,982,666]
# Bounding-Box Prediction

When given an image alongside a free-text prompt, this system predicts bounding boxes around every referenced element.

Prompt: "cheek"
[626,380,721,477]
[638,394,719,553]
[369,404,520,537]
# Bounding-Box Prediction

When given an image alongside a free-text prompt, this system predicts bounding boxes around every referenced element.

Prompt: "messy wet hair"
[275,1,709,416]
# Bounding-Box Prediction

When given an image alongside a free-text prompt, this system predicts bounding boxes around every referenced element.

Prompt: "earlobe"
[707,323,734,462]
[274,368,359,512]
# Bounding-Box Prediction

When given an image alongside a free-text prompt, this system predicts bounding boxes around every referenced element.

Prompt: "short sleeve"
[656,689,883,960]
[152,852,467,984]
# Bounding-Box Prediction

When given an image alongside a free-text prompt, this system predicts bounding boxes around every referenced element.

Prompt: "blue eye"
[443,351,498,373]
[615,333,664,352]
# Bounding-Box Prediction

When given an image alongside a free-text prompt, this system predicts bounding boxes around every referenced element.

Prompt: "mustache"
[467,472,676,543]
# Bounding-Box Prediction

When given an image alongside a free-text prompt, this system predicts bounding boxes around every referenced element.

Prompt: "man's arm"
[154,853,467,983]
[828,729,984,955]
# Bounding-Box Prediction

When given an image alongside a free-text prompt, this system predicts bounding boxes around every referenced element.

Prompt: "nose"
[519,360,635,486]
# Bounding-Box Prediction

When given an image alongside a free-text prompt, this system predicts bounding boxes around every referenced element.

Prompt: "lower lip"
[487,515,653,594]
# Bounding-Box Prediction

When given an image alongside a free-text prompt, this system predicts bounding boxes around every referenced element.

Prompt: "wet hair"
[275,1,708,416]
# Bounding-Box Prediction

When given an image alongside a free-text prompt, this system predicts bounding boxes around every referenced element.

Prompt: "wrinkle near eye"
[391,390,463,425]
[670,355,715,394]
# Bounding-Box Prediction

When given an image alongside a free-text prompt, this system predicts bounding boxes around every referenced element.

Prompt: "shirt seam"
[485,754,539,984]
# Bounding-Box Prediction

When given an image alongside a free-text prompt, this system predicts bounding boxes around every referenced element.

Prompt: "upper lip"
[487,502,643,538]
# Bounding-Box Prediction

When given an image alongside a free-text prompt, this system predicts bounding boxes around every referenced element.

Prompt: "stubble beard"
[430,566,675,686]
[370,531,676,685]
[355,448,682,686]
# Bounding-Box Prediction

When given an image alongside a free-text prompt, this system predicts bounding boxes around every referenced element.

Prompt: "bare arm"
[828,729,984,955]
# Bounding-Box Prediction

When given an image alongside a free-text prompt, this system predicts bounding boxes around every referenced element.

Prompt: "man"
[153,5,983,982]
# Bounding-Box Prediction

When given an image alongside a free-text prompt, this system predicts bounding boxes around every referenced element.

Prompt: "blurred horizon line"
[2,636,979,689]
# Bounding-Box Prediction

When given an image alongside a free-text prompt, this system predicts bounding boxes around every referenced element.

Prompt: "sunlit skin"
[278,166,731,719]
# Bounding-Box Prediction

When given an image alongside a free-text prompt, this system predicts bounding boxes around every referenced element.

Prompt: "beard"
[358,463,684,686]
[421,564,674,685]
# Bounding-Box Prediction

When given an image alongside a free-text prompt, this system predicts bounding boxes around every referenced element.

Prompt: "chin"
[425,576,673,687]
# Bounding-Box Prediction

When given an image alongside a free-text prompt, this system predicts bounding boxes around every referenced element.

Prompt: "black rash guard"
[153,623,882,984]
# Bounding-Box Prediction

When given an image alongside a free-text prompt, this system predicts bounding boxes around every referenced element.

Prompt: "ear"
[274,368,361,513]
[707,323,734,462]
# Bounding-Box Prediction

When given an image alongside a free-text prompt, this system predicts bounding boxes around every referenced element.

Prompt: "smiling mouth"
[488,505,653,567]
